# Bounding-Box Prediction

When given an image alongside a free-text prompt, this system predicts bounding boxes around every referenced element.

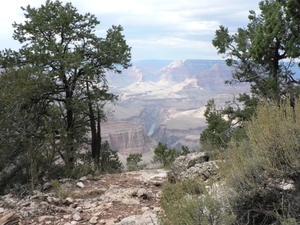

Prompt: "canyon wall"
[101,121,155,156]
[104,59,250,153]
[151,125,204,150]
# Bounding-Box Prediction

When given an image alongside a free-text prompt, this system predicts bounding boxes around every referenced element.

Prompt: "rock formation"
[0,169,168,225]
[0,151,223,225]
[101,121,153,156]
[167,152,219,183]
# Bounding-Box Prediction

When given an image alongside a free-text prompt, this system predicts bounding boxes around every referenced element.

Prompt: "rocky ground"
[0,169,168,225]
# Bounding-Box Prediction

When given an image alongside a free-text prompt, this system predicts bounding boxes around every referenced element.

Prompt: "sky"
[0,0,261,62]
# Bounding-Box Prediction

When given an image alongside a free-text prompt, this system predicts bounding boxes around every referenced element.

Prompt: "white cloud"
[0,0,261,60]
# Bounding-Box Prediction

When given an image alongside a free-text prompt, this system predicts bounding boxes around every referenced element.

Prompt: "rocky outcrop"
[0,152,223,224]
[101,121,152,156]
[0,169,168,225]
[167,152,219,183]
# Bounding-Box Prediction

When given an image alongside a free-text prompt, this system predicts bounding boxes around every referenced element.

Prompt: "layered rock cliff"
[101,121,154,156]
[151,124,205,150]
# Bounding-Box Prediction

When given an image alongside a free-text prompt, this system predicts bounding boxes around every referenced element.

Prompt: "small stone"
[141,206,149,212]
[30,201,38,209]
[76,182,84,188]
[89,216,98,224]
[153,207,161,212]
[72,213,82,221]
[282,183,294,190]
[84,200,91,209]
[63,214,72,219]
[70,202,78,208]
[52,197,61,204]
[99,219,106,224]
[38,215,55,223]
[65,197,74,205]
[106,219,116,225]
[42,182,52,190]
[92,212,102,217]
[75,206,83,213]
[103,202,112,211]
[47,196,53,203]
[79,176,87,182]
[114,217,121,223]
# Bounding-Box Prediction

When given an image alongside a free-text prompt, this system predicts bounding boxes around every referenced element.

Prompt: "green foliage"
[223,94,259,125]
[180,145,192,156]
[152,142,180,167]
[222,98,300,224]
[200,99,232,152]
[100,141,123,174]
[279,217,298,225]
[126,153,142,171]
[212,0,300,102]
[0,68,60,193]
[204,0,300,158]
[159,179,235,225]
[50,179,71,198]
[0,0,131,192]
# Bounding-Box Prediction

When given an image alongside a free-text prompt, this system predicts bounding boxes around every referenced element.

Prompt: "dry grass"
[221,99,300,224]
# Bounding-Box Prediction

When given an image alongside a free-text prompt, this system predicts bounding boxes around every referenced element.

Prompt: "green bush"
[200,99,232,151]
[152,142,180,167]
[50,179,71,198]
[222,99,300,224]
[180,145,192,156]
[126,153,142,171]
[100,141,123,174]
[159,179,235,225]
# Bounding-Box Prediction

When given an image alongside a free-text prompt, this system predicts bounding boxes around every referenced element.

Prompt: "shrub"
[222,99,300,224]
[159,179,235,225]
[100,141,123,173]
[152,142,180,167]
[180,145,192,156]
[50,179,71,198]
[200,99,232,151]
[126,153,142,171]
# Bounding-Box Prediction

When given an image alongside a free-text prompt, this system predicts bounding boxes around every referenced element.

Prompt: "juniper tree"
[0,0,131,191]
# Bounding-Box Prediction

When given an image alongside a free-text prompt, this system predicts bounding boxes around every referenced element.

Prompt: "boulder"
[167,152,219,183]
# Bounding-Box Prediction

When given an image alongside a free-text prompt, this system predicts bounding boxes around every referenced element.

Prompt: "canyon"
[101,59,249,160]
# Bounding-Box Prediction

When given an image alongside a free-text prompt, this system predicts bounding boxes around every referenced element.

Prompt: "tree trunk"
[88,100,98,168]
[86,81,101,170]
[96,106,102,170]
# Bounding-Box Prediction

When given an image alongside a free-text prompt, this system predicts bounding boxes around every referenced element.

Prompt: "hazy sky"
[0,0,261,62]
